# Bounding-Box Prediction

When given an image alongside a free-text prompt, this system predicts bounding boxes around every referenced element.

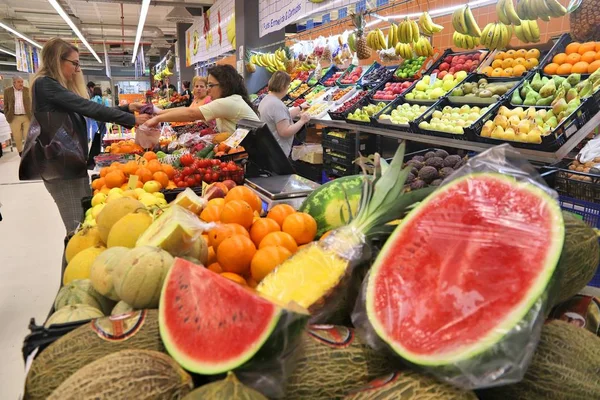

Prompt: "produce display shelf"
[310,108,600,164]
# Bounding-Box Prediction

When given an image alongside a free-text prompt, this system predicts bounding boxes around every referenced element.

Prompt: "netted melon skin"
[183,372,267,400]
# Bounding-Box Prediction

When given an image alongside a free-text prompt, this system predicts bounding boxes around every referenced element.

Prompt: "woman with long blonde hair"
[20,38,151,233]
[190,76,211,107]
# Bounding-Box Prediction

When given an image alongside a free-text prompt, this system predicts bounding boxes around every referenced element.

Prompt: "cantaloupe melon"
[54,279,114,314]
[90,246,129,301]
[183,372,266,400]
[45,305,104,328]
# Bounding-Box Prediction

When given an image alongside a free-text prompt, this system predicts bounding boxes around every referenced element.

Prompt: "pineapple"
[351,11,371,60]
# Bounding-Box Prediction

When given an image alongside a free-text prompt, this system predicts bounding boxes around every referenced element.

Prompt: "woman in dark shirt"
[23,38,150,233]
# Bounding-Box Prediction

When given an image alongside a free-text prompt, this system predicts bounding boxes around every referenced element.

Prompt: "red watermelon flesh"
[366,174,564,366]
[159,258,282,374]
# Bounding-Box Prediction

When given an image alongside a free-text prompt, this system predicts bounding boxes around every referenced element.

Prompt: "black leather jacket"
[32,76,135,154]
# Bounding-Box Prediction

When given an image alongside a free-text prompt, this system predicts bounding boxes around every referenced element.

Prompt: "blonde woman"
[190,76,211,107]
[20,38,150,233]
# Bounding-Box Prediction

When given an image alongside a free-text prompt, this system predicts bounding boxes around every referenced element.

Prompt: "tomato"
[211,172,219,182]
[180,154,194,166]
[211,159,219,166]
[203,173,212,183]
[194,174,202,184]
[177,181,185,188]
[220,162,227,169]
[186,177,196,186]
[200,159,210,168]
[182,167,192,176]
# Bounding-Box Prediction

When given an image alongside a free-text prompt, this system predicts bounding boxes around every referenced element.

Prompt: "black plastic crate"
[551,159,600,203]
[323,149,360,168]
[323,161,358,177]
[328,90,370,120]
[448,73,527,106]
[322,129,375,154]
[345,96,388,126]
[536,33,581,75]
[373,97,437,132]
[410,98,499,141]
[359,62,396,88]
[319,65,343,87]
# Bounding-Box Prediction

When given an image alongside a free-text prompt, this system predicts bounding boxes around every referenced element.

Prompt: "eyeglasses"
[62,58,80,70]
[207,83,220,89]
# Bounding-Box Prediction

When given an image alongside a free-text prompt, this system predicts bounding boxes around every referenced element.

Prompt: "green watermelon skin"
[299,175,366,237]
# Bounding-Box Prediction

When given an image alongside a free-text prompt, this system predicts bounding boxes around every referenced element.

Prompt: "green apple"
[430,87,445,98]
[442,73,455,81]
[442,79,456,91]
[455,71,468,81]
[415,81,428,91]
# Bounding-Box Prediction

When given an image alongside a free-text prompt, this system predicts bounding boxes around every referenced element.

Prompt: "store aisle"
[0,151,64,399]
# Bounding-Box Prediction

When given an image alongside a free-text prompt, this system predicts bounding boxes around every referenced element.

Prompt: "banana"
[481,23,495,48]
[463,5,482,37]
[419,13,433,35]
[533,0,552,21]
[504,0,522,25]
[400,20,411,44]
[545,0,567,17]
[514,25,529,42]
[497,0,512,25]
[367,31,374,49]
[516,0,529,20]
[452,7,469,35]
[411,19,420,42]
[525,0,537,19]
[488,23,500,49]
[520,19,534,43]
[528,19,540,42]
[378,29,386,49]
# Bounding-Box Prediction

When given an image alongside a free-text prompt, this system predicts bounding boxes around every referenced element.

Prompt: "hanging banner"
[15,39,39,73]
[104,41,111,78]
[258,0,366,38]
[185,0,235,66]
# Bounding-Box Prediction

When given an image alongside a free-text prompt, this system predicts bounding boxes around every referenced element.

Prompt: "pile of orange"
[104,140,144,154]
[203,198,318,288]
[91,151,177,195]
[481,48,541,77]
[543,42,600,75]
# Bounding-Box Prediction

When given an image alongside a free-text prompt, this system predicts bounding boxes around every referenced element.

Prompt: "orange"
[147,160,163,174]
[134,167,153,183]
[491,68,504,77]
[207,223,250,250]
[282,212,317,245]
[566,42,581,55]
[581,51,597,64]
[482,66,494,76]
[524,58,539,69]
[225,186,262,213]
[110,162,122,169]
[527,48,541,59]
[567,53,581,64]
[220,200,254,229]
[544,63,559,74]
[578,42,596,55]
[207,246,217,265]
[143,151,158,161]
[552,53,567,65]
[505,49,517,58]
[217,235,256,275]
[220,272,247,286]
[153,171,169,188]
[259,231,298,253]
[572,61,590,73]
[250,246,292,282]
[501,58,514,69]
[516,49,527,58]
[200,204,223,222]
[514,58,527,66]
[494,52,506,60]
[266,204,296,228]
[100,167,110,178]
[91,178,105,190]
[100,186,110,195]
[208,198,226,208]
[250,218,281,247]
[557,63,573,75]
[596,43,600,52]
[503,68,513,76]
[512,64,527,76]
[105,170,125,188]
[595,52,600,61]
[588,60,600,73]
[320,230,333,241]
[120,183,130,191]
[492,59,503,68]
[121,161,138,176]
[162,164,175,179]
[207,262,222,273]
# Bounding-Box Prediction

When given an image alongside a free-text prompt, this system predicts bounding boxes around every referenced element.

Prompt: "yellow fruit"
[65,226,104,263]
[91,193,107,207]
[90,246,129,300]
[63,245,106,285]
[106,192,124,203]
[107,212,153,248]
[97,197,145,243]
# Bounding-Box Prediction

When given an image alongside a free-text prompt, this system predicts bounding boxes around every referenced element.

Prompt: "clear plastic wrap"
[135,124,161,149]
[352,144,566,390]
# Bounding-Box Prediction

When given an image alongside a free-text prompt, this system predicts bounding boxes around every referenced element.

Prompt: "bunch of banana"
[226,16,236,47]
[514,19,541,43]
[275,48,288,63]
[497,0,523,25]
[418,12,444,36]
[452,5,482,37]
[388,23,399,48]
[367,29,388,50]
[453,32,481,49]
[480,22,513,50]
[348,33,357,52]
[250,52,287,72]
[516,0,567,21]
[395,42,413,59]
[414,36,434,57]
[398,18,420,44]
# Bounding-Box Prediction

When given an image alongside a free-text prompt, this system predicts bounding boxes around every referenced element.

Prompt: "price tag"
[223,128,250,149]
[202,181,209,196]
[429,73,437,88]
[127,175,139,190]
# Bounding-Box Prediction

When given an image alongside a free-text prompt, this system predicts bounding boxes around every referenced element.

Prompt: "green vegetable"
[206,151,215,159]
[197,144,214,158]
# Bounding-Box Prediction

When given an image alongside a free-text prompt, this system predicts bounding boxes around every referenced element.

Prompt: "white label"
[224,128,250,148]
[429,73,437,87]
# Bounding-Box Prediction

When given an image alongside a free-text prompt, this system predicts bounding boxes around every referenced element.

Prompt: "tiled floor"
[0,150,65,399]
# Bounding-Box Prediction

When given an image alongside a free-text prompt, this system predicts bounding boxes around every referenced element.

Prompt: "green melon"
[48,350,193,399]
[285,325,398,399]
[345,371,478,399]
[45,305,104,328]
[477,320,600,400]
[299,175,365,237]
[90,246,130,301]
[54,279,114,315]
[183,372,267,400]
[554,211,600,305]
[111,300,134,315]
[25,310,164,400]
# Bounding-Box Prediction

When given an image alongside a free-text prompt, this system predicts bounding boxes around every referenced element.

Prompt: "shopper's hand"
[128,102,145,112]
[135,114,152,126]
[300,102,310,110]
[300,112,311,123]
[145,116,161,128]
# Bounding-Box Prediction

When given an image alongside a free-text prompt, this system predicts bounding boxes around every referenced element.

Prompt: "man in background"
[3,76,32,155]
[87,81,95,98]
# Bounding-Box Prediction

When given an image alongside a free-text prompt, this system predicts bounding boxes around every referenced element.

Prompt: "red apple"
[439,62,450,71]
[448,67,456,74]
[444,56,453,64]
[438,70,448,79]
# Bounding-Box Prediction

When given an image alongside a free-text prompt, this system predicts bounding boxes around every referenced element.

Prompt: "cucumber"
[197,144,214,158]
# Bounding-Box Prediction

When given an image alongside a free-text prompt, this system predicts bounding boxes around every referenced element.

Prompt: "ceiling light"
[47,0,102,64]
[0,22,42,49]
[0,47,16,57]
[132,0,151,64]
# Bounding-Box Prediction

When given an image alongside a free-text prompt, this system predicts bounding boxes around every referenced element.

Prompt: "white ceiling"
[0,0,211,65]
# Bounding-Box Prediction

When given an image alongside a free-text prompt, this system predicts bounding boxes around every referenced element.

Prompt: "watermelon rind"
[366,173,565,367]
[159,260,282,375]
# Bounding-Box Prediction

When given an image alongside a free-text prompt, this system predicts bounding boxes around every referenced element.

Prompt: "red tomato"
[182,167,192,176]
[180,154,194,166]
[203,173,212,182]
[211,172,219,182]
[186,177,196,186]
[177,181,185,188]
[194,174,202,184]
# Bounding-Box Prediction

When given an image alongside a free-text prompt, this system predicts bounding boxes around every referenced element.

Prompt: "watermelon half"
[159,258,309,374]
[365,174,565,368]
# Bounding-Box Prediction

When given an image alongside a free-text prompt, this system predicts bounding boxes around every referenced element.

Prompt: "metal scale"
[244,174,321,212]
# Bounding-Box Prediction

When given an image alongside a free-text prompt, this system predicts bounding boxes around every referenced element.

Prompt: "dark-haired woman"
[146,65,259,132]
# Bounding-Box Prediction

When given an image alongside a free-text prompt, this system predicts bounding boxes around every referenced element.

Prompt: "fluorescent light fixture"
[0,61,17,66]
[47,0,102,64]
[132,0,151,64]
[0,47,16,57]
[0,22,42,49]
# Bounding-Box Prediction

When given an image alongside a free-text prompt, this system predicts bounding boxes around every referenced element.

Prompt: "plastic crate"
[536,33,581,75]
[448,73,526,106]
[328,90,369,120]
[322,129,374,154]
[552,159,600,203]
[359,62,395,88]
[373,97,434,131]
[320,65,343,87]
[323,161,358,177]
[323,149,360,168]
[345,96,387,126]
[336,64,367,88]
